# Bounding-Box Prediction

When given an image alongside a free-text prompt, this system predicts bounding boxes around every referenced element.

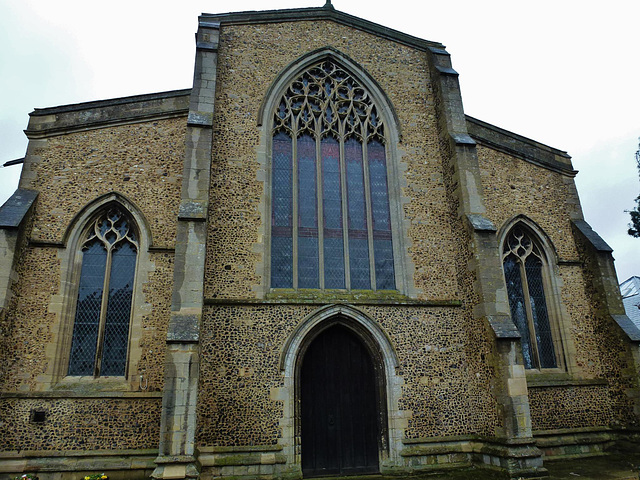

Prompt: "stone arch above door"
[277,304,407,473]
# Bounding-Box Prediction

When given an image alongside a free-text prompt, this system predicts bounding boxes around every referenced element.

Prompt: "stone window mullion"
[517,255,541,369]
[93,242,113,377]
[292,133,300,290]
[339,135,351,290]
[361,135,376,291]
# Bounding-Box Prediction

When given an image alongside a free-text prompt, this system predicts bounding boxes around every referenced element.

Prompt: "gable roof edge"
[466,115,577,176]
[199,7,444,52]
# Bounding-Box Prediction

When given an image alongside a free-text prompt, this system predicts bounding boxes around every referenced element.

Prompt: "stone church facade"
[1,5,639,480]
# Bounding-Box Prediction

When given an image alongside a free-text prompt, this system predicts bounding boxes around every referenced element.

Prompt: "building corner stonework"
[426,46,546,477]
[153,20,220,480]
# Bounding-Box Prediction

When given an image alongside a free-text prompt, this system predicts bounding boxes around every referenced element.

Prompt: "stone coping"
[466,115,576,176]
[0,449,157,458]
[571,219,613,252]
[25,89,190,138]
[200,6,444,52]
[0,189,38,229]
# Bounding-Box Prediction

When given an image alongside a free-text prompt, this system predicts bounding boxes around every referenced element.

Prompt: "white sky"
[1,0,639,282]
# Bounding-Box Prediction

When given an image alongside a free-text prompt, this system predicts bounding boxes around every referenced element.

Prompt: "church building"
[1,4,639,479]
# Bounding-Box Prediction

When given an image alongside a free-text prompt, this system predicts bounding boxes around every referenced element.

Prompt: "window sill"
[205,290,462,307]
[526,372,608,388]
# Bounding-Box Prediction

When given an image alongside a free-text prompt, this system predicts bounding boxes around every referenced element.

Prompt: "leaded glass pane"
[525,255,557,368]
[503,255,533,369]
[68,240,107,376]
[101,241,136,376]
[69,208,138,378]
[368,140,395,290]
[271,60,395,292]
[271,132,294,288]
[271,237,293,288]
[373,239,394,290]
[297,134,319,288]
[345,138,370,289]
[322,137,345,289]
[272,133,293,228]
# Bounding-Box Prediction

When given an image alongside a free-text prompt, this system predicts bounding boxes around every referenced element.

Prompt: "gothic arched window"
[270,60,395,291]
[502,225,559,370]
[67,207,138,377]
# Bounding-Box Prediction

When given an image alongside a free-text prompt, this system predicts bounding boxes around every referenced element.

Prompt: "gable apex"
[199,6,445,52]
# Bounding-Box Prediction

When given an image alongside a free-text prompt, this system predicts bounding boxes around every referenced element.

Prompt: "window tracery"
[502,226,558,369]
[67,207,138,377]
[270,60,394,291]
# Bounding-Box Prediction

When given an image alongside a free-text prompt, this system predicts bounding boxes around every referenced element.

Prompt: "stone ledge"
[200,7,444,52]
[0,189,38,229]
[612,314,640,342]
[199,445,283,453]
[0,391,163,399]
[0,450,157,474]
[402,434,533,446]
[487,315,521,339]
[205,297,462,307]
[25,89,190,138]
[400,437,543,460]
[466,115,576,176]
[1,449,157,459]
[466,213,497,233]
[526,375,608,388]
[572,219,613,252]
[199,452,286,467]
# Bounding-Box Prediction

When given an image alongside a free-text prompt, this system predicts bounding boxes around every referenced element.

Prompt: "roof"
[621,276,640,329]
[0,189,38,229]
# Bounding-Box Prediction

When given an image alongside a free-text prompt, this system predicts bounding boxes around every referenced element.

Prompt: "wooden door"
[301,325,379,477]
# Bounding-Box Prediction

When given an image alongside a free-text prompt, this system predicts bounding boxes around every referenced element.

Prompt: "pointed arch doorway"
[299,322,382,477]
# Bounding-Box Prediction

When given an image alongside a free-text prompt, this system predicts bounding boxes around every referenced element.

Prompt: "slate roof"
[0,188,38,229]
[621,276,640,329]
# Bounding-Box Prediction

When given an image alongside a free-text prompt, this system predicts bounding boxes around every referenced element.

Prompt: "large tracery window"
[67,207,138,377]
[502,226,558,370]
[270,60,395,291]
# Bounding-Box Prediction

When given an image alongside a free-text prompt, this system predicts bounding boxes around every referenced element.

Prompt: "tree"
[628,138,640,238]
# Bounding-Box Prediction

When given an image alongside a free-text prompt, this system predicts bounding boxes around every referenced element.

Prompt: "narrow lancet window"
[270,60,395,291]
[502,226,557,369]
[68,207,138,377]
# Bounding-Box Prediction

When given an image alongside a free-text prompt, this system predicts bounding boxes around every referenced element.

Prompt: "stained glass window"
[502,226,557,369]
[271,60,395,291]
[68,207,138,377]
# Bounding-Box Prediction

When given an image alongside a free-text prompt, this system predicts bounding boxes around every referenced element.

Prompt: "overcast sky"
[1,0,639,282]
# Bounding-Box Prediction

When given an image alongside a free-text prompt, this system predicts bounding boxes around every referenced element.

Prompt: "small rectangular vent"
[30,408,47,424]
